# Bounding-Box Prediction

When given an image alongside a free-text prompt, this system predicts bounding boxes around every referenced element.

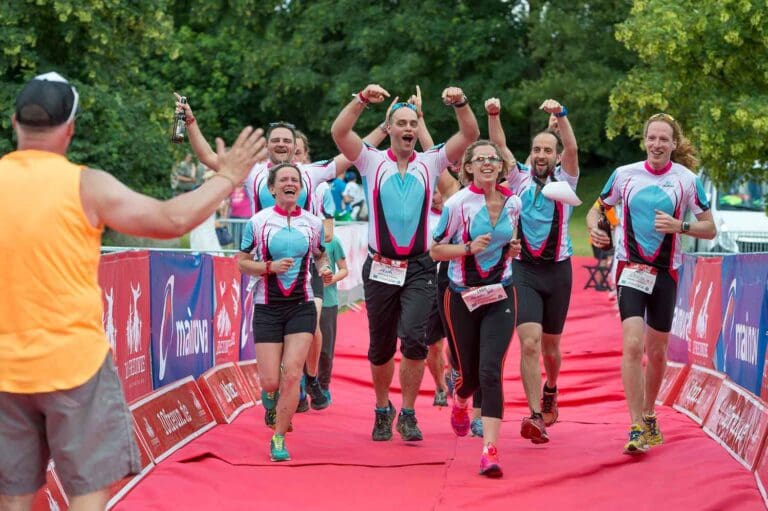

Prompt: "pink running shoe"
[520,415,549,444]
[479,443,503,478]
[450,395,470,437]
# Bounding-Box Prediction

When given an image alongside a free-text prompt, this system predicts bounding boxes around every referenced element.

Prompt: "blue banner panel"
[239,273,256,361]
[668,253,696,363]
[715,254,768,395]
[150,252,214,388]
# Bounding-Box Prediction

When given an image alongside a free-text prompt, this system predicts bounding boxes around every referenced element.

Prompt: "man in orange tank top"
[0,72,265,511]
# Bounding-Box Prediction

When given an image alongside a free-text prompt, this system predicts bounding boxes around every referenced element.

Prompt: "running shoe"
[643,412,663,447]
[541,386,559,426]
[433,388,448,407]
[269,434,291,462]
[296,395,310,413]
[372,401,396,441]
[450,395,470,437]
[520,415,549,444]
[479,443,503,478]
[396,411,424,441]
[470,417,484,438]
[322,388,332,405]
[623,423,649,455]
[307,379,330,410]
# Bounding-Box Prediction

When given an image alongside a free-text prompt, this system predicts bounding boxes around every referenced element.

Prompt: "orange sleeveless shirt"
[0,150,108,392]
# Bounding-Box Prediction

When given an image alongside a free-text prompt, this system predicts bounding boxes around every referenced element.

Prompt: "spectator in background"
[228,181,252,248]
[343,169,367,221]
[331,175,349,219]
[318,231,349,403]
[171,152,199,195]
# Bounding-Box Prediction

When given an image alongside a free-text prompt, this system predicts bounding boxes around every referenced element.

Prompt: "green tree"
[0,0,179,197]
[608,0,768,184]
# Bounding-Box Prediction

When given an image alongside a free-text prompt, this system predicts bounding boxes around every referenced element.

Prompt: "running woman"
[588,113,715,454]
[331,83,479,442]
[487,97,579,444]
[432,140,522,477]
[237,163,333,462]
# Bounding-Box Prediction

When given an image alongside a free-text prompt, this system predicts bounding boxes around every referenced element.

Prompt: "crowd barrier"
[35,247,768,509]
[661,251,768,507]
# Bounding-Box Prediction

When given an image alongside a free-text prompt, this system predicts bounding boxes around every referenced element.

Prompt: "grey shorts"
[0,352,141,497]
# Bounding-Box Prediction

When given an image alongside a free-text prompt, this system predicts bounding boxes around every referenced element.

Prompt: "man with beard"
[487,97,579,445]
[331,84,479,442]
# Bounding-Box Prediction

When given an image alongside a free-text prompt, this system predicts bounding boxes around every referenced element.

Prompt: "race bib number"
[460,283,507,312]
[369,257,408,287]
[618,263,658,294]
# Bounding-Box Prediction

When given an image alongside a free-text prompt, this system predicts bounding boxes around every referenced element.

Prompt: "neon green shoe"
[643,412,664,447]
[270,434,291,462]
[623,423,649,455]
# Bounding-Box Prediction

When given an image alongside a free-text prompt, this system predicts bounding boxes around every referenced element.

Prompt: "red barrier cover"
[98,251,153,402]
[702,380,768,471]
[237,360,262,403]
[655,362,690,406]
[31,461,68,511]
[686,256,722,368]
[197,362,255,424]
[673,364,726,425]
[212,256,242,365]
[107,420,154,509]
[130,377,216,463]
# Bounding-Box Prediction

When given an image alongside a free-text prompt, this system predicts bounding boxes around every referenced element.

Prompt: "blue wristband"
[555,106,568,118]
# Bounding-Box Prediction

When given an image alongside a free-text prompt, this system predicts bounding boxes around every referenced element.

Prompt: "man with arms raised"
[331,84,479,441]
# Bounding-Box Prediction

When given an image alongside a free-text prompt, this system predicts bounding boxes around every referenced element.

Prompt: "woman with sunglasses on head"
[486,97,579,446]
[237,162,333,462]
[431,140,522,477]
[332,84,479,443]
[587,113,715,455]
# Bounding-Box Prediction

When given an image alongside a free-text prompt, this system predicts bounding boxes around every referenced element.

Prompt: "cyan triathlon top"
[433,184,522,290]
[506,164,578,263]
[353,144,449,259]
[240,205,325,304]
[600,160,710,270]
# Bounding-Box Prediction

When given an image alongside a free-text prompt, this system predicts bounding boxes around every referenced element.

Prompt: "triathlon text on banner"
[150,252,214,389]
[211,256,242,365]
[98,251,153,402]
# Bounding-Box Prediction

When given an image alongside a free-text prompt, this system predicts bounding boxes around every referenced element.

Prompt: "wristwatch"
[681,221,690,233]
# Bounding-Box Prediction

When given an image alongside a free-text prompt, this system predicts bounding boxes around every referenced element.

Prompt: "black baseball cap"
[15,72,79,127]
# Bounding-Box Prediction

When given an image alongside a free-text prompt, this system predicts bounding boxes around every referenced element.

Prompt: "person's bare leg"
[400,357,425,410]
[0,493,35,511]
[426,339,447,391]
[275,333,312,435]
[643,325,669,414]
[541,333,562,388]
[621,317,646,424]
[372,359,395,408]
[304,298,323,377]
[67,489,110,511]
[518,322,543,413]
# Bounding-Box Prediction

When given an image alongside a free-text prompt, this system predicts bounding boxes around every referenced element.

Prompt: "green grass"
[568,166,614,257]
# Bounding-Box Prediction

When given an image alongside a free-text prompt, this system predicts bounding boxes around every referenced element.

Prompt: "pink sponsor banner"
[98,251,153,402]
[655,362,690,407]
[31,461,68,511]
[237,360,262,403]
[702,379,768,471]
[672,364,727,425]
[197,362,255,424]
[686,257,723,368]
[107,421,154,509]
[130,377,216,463]
[212,256,242,365]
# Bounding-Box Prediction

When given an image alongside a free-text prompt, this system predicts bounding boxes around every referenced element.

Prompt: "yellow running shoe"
[643,412,663,447]
[623,424,649,455]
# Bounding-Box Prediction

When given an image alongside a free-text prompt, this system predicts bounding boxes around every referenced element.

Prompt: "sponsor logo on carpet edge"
[673,365,725,423]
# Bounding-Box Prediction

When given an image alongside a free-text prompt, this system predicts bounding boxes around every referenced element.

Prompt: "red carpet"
[116,257,765,511]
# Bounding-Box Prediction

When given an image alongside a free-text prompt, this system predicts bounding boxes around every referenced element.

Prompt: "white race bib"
[460,283,507,312]
[369,257,408,287]
[618,263,658,294]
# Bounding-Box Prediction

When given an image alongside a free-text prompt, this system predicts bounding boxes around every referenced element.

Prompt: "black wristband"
[452,96,469,108]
